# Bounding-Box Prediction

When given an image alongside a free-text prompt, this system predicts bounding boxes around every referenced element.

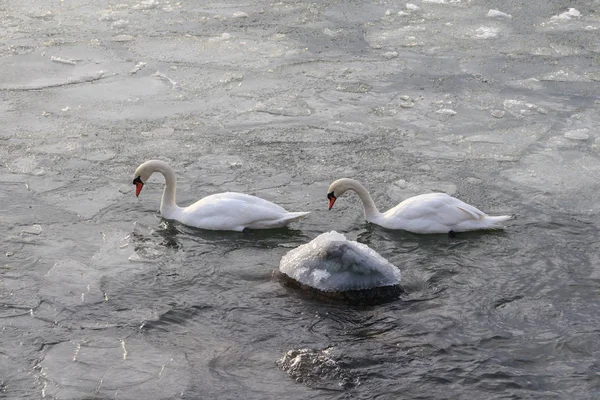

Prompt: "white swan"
[327,178,512,234]
[133,160,309,231]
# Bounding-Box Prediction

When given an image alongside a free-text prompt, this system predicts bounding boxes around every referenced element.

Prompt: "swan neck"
[153,163,179,216]
[350,181,381,221]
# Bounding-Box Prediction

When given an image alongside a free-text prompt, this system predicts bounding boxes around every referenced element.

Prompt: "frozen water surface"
[1,0,599,399]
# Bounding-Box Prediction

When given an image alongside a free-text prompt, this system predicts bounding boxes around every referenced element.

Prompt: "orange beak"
[133,176,144,197]
[327,192,337,210]
[135,182,143,197]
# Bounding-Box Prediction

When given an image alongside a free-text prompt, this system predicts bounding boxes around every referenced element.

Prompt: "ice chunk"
[436,108,457,116]
[503,99,546,115]
[551,8,581,22]
[406,4,420,11]
[487,10,512,19]
[128,249,163,263]
[21,224,42,235]
[475,26,500,39]
[50,56,76,65]
[152,71,177,86]
[491,110,505,118]
[564,129,589,141]
[255,96,312,117]
[279,231,401,292]
[540,69,584,82]
[423,0,462,3]
[220,72,244,84]
[8,156,38,174]
[111,19,129,29]
[132,0,159,10]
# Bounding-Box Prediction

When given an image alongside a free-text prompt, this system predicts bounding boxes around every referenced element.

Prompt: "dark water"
[1,0,600,398]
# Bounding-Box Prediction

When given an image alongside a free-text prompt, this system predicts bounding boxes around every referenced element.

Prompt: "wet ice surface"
[1,0,600,399]
[279,231,401,291]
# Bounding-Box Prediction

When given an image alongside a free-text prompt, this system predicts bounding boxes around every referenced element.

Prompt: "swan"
[327,178,512,234]
[132,160,309,231]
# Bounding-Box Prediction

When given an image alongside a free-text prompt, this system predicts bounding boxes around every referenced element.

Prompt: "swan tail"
[272,211,310,228]
[245,212,310,229]
[484,215,513,229]
[282,211,311,222]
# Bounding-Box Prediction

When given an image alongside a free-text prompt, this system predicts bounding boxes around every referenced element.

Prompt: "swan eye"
[133,176,143,185]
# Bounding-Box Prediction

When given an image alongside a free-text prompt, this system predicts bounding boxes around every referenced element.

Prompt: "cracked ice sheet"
[501,149,600,213]
[39,335,189,400]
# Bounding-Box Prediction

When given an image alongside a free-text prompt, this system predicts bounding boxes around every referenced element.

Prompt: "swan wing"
[203,192,288,212]
[385,193,486,225]
[455,203,485,220]
[180,192,296,230]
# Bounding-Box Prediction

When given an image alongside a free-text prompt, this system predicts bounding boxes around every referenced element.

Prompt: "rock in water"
[278,231,402,303]
[277,348,358,388]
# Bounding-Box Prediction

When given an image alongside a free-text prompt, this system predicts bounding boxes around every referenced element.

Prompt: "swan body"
[279,231,401,292]
[327,178,512,234]
[133,160,309,231]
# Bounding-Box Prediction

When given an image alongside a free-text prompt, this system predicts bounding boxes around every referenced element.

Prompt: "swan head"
[327,179,351,210]
[132,162,153,197]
